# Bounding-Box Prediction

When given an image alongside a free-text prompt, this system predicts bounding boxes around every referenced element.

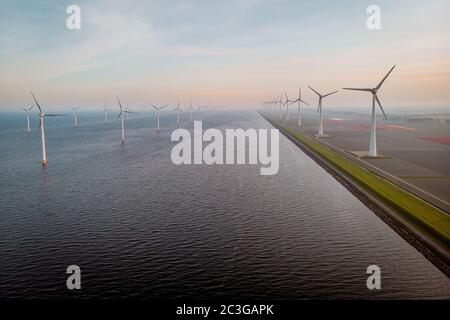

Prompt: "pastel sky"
[0,0,449,111]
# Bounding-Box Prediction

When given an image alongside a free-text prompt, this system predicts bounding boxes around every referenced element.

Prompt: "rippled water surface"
[0,111,448,299]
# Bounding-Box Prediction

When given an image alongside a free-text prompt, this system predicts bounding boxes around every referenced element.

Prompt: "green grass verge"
[266,116,450,248]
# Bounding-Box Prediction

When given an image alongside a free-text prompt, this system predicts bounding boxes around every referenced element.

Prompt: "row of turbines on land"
[25,93,219,165]
[262,65,396,158]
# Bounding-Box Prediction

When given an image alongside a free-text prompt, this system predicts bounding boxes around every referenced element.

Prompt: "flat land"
[264,113,450,274]
[284,111,450,211]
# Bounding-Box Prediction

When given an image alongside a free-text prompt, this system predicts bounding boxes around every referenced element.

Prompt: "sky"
[0,0,449,111]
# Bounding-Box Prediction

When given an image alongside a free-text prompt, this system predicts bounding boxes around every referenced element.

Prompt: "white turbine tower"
[189,101,193,122]
[283,92,296,121]
[343,65,395,157]
[30,92,65,165]
[103,104,109,124]
[273,96,281,118]
[289,86,310,126]
[278,96,283,118]
[21,105,34,133]
[71,106,80,127]
[141,106,147,118]
[151,104,167,133]
[116,97,136,144]
[125,105,130,120]
[174,101,183,127]
[308,86,339,137]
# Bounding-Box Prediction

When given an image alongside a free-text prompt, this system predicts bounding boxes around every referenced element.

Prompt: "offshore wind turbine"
[308,86,339,137]
[289,86,310,126]
[174,101,183,127]
[116,98,136,143]
[30,92,66,165]
[21,105,34,133]
[103,103,109,124]
[188,101,193,122]
[71,106,80,127]
[343,65,395,157]
[151,104,167,133]
[125,105,130,120]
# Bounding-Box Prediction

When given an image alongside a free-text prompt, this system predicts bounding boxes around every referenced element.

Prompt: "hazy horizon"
[1,0,449,110]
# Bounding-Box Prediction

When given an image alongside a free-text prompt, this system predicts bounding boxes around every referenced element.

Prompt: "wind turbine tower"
[151,104,167,133]
[174,101,182,127]
[71,106,80,127]
[308,86,338,137]
[21,106,34,133]
[30,92,65,165]
[343,65,395,157]
[290,86,309,126]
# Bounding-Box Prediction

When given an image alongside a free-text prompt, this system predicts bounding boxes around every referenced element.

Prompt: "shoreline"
[261,113,450,277]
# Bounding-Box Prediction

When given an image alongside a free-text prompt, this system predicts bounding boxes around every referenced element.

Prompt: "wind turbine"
[103,103,109,124]
[71,106,80,127]
[343,65,395,157]
[271,97,276,116]
[289,86,310,126]
[125,105,130,120]
[21,105,34,133]
[151,104,167,133]
[188,101,194,122]
[272,96,280,118]
[30,92,66,165]
[308,86,339,137]
[277,96,284,118]
[283,92,296,121]
[116,97,136,143]
[174,101,183,127]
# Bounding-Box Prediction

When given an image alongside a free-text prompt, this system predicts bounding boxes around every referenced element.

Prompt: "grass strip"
[266,116,450,248]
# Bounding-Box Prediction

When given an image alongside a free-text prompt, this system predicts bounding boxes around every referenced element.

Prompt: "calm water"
[0,110,448,299]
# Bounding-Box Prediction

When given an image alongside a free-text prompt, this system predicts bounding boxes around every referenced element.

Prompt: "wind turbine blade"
[22,108,27,111]
[375,95,388,120]
[116,97,123,111]
[284,91,289,100]
[28,106,34,111]
[323,90,339,97]
[300,99,310,106]
[308,86,321,96]
[376,65,396,90]
[317,102,320,113]
[116,112,122,120]
[342,88,372,92]
[45,114,67,117]
[160,105,167,110]
[30,92,42,113]
[151,104,158,110]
